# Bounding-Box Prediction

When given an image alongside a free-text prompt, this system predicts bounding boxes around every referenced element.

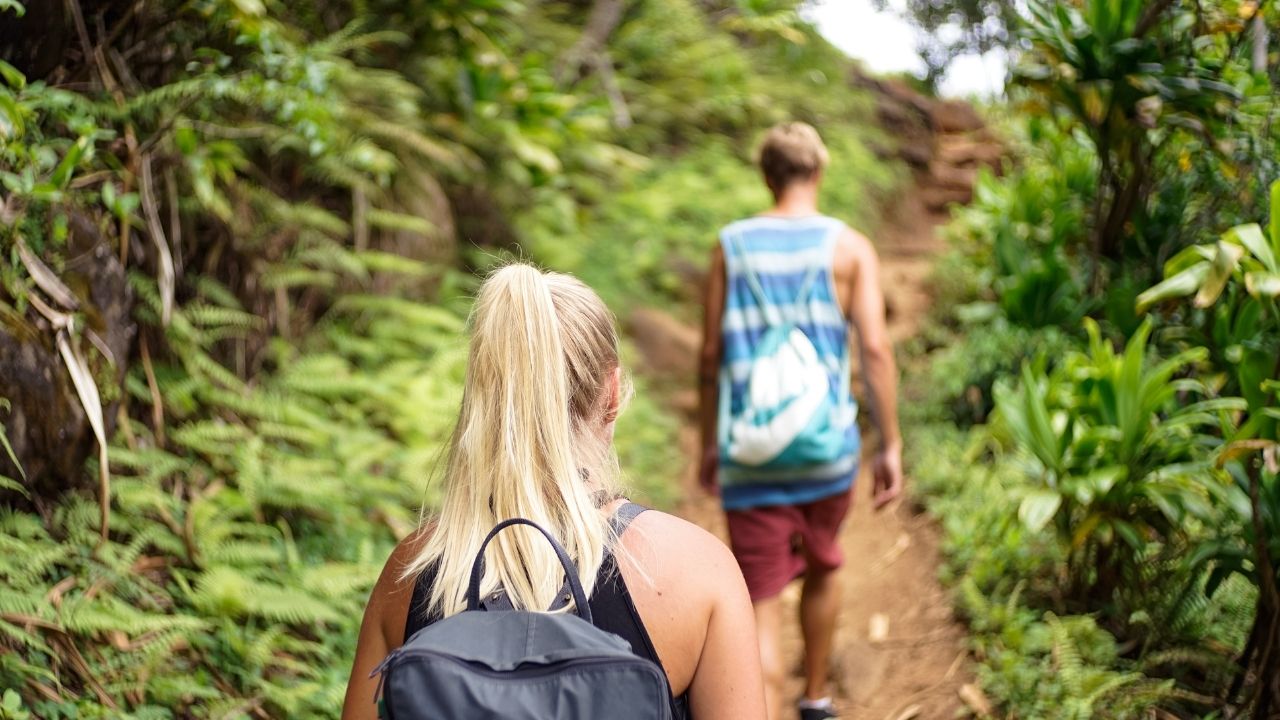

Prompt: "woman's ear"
[604,366,622,425]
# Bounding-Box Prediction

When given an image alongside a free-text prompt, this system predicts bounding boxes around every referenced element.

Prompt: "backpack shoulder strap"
[608,502,648,541]
[724,229,784,328]
[785,219,844,324]
[479,504,648,613]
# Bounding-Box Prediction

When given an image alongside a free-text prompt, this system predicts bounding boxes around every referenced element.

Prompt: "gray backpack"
[371,518,674,720]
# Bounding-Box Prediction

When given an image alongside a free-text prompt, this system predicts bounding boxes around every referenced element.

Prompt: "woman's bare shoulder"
[620,509,740,595]
[368,524,435,647]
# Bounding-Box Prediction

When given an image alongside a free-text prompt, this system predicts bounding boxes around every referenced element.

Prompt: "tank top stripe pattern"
[717,216,860,510]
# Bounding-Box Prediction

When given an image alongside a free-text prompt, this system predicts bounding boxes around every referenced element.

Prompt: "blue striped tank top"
[717,215,860,510]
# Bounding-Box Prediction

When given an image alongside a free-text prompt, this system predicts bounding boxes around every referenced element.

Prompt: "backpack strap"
[789,261,824,325]
[607,502,648,542]
[786,219,844,324]
[724,227,826,329]
[725,230,784,328]
[467,518,593,623]
[474,504,649,615]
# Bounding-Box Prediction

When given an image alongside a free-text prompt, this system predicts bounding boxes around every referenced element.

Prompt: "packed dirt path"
[666,184,977,720]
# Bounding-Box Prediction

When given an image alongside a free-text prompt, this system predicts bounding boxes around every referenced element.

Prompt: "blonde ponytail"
[403,263,626,618]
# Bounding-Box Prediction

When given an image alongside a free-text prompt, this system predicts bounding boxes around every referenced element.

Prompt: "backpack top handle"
[465,518,594,624]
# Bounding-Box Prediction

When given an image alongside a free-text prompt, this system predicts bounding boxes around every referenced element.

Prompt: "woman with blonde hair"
[343,263,766,720]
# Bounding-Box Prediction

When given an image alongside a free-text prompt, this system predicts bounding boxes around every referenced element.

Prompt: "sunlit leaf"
[229,0,265,16]
[1216,439,1278,467]
[1224,223,1275,273]
[1136,261,1209,311]
[1194,240,1245,307]
[1270,180,1280,261]
[49,136,89,189]
[0,59,25,89]
[1245,272,1280,298]
[1019,489,1062,533]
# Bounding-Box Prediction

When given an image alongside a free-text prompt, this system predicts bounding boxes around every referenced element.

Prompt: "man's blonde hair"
[757,121,829,196]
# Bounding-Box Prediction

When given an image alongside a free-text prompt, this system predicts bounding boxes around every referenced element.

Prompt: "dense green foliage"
[909,0,1280,716]
[0,0,899,716]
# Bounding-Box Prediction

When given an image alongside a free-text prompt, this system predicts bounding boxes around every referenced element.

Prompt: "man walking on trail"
[698,121,904,720]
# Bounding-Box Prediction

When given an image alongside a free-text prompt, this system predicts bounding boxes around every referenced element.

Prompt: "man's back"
[696,121,902,720]
[715,215,860,511]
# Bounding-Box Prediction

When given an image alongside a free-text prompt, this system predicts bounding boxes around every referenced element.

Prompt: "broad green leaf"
[1136,261,1209,311]
[509,135,561,174]
[1112,520,1144,551]
[1144,485,1182,523]
[1270,180,1280,263]
[1162,243,1215,277]
[1245,272,1280,298]
[1224,223,1275,273]
[1194,241,1245,307]
[0,93,23,140]
[1177,397,1248,415]
[0,59,24,89]
[1019,364,1065,473]
[230,0,265,15]
[0,473,27,498]
[1019,489,1062,533]
[1079,466,1123,501]
[50,136,89,189]
[0,421,23,481]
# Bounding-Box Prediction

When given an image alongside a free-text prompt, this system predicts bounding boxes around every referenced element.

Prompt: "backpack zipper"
[374,649,671,719]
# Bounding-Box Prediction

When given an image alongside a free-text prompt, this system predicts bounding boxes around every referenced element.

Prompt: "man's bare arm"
[844,230,903,508]
[697,244,726,492]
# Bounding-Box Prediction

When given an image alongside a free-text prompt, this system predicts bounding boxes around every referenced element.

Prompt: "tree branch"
[555,0,629,83]
[1135,0,1177,38]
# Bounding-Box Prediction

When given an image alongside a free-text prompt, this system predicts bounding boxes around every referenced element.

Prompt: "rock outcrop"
[852,72,1006,213]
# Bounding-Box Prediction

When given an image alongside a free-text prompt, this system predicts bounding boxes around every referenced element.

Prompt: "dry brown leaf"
[886,704,922,720]
[869,613,890,644]
[141,155,175,326]
[16,237,80,309]
[958,683,993,717]
[56,328,111,541]
[871,532,912,574]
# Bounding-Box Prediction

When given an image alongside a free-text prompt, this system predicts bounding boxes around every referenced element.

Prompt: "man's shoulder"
[833,225,876,268]
[719,214,850,239]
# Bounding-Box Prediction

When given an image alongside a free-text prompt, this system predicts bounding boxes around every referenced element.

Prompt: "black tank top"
[402,504,691,720]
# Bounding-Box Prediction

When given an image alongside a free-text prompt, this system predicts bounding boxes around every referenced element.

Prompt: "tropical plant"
[1015,0,1248,269]
[945,116,1096,328]
[1139,180,1280,716]
[992,318,1237,614]
[912,423,1228,718]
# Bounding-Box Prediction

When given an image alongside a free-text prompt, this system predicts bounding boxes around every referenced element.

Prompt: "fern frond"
[1047,613,1085,697]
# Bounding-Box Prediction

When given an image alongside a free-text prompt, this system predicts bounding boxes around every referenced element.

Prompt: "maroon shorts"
[725,489,853,602]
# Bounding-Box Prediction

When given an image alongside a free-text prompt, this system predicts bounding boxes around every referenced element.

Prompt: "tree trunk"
[1253,14,1269,76]
[1245,459,1280,718]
